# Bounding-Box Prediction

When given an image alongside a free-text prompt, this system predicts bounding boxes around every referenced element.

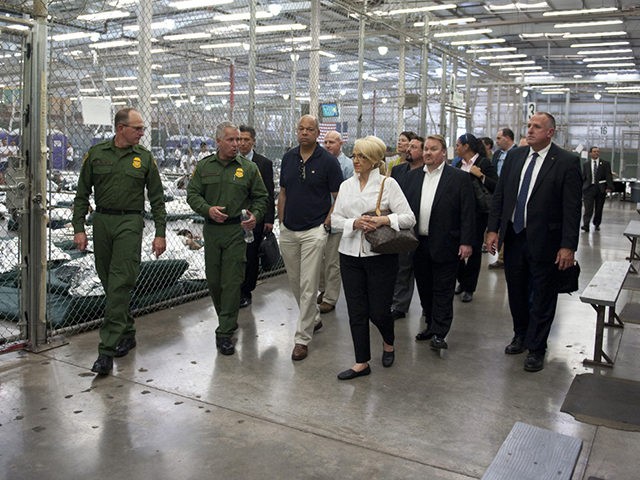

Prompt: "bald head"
[323,130,343,157]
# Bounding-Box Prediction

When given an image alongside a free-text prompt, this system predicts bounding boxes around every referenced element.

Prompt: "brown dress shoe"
[319,302,335,314]
[317,292,324,304]
[291,343,308,361]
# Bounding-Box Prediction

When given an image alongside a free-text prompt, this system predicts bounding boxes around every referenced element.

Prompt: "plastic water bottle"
[241,209,254,243]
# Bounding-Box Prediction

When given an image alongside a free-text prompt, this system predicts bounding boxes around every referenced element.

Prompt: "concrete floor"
[2,199,640,480]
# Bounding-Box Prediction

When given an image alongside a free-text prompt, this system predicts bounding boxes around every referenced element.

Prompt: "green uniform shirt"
[72,139,167,237]
[186,153,268,223]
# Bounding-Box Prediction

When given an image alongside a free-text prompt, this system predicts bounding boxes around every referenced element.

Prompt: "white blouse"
[331,169,416,257]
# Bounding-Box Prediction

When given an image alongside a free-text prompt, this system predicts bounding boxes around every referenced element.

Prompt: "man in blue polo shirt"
[278,115,344,361]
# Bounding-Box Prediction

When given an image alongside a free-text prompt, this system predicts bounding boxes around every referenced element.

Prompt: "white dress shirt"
[512,143,552,226]
[332,168,416,257]
[418,161,445,236]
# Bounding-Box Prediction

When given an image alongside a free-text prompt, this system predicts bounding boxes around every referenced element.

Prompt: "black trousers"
[241,223,264,296]
[503,225,559,355]
[457,212,488,293]
[413,236,458,337]
[340,253,398,364]
[582,185,606,228]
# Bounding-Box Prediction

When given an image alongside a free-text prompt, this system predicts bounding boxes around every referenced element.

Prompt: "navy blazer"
[487,144,582,261]
[403,164,476,262]
[251,151,275,225]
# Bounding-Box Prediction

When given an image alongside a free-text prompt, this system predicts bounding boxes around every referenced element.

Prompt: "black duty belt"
[205,216,241,225]
[96,206,144,216]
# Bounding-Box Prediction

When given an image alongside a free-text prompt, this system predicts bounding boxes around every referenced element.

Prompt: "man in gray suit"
[581,146,614,232]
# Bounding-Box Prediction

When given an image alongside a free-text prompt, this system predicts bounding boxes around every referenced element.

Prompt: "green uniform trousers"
[203,223,246,337]
[92,212,144,356]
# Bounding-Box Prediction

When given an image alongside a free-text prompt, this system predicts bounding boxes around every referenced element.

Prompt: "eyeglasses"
[299,159,306,182]
[121,124,146,132]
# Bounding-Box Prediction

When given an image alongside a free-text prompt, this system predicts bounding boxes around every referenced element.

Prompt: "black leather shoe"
[91,354,113,375]
[461,292,473,303]
[114,336,136,358]
[382,350,395,368]
[595,225,600,231]
[313,321,323,332]
[524,353,544,372]
[391,310,406,320]
[415,328,435,341]
[581,225,589,232]
[216,337,235,355]
[239,295,252,308]
[454,285,463,295]
[430,336,448,350]
[505,336,525,355]
[337,365,371,380]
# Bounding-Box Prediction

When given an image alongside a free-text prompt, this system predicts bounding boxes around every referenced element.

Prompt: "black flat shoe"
[239,295,252,308]
[216,337,235,355]
[454,285,463,295]
[430,336,448,350]
[382,350,395,368]
[390,310,406,320]
[505,336,525,355]
[415,328,434,341]
[524,353,544,372]
[114,336,136,358]
[91,354,113,376]
[337,365,371,380]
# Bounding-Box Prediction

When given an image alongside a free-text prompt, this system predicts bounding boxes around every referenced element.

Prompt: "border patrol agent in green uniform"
[187,121,268,355]
[73,108,167,375]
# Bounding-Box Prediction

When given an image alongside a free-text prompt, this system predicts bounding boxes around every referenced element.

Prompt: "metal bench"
[579,261,629,367]
[623,219,640,273]
[482,422,582,480]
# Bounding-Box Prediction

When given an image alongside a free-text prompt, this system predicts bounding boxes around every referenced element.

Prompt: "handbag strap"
[374,168,392,216]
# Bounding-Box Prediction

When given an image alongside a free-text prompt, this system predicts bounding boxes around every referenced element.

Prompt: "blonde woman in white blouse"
[331,136,416,380]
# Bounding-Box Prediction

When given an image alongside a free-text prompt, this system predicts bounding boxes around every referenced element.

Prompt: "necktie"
[593,160,597,184]
[513,152,538,234]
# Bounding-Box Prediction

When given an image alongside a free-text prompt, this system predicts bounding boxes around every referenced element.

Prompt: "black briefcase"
[557,261,580,294]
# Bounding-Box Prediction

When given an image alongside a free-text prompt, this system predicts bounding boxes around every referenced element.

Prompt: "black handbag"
[364,175,418,254]
[259,231,282,271]
[472,177,492,214]
[557,261,580,294]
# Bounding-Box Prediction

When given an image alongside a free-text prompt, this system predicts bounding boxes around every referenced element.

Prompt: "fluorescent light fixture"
[169,0,233,10]
[123,19,176,31]
[540,90,568,95]
[206,90,276,96]
[543,7,617,17]
[508,72,551,77]
[210,24,249,35]
[115,86,138,91]
[112,94,139,99]
[284,35,336,43]
[570,41,629,48]
[51,32,100,42]
[106,76,137,81]
[528,84,563,89]
[451,38,506,46]
[377,4,456,16]
[213,11,276,21]
[467,47,516,54]
[563,31,627,39]
[490,60,535,66]
[79,88,99,93]
[89,39,137,49]
[587,62,635,68]
[199,42,243,49]
[164,32,211,41]
[415,17,476,27]
[583,56,634,63]
[577,48,632,55]
[158,84,181,89]
[500,66,543,71]
[478,54,527,60]
[520,33,564,39]
[151,93,169,98]
[204,82,230,87]
[163,73,181,78]
[112,101,127,106]
[554,20,623,29]
[319,51,335,58]
[257,24,306,33]
[78,10,130,21]
[434,28,492,38]
[486,2,548,11]
[573,74,583,78]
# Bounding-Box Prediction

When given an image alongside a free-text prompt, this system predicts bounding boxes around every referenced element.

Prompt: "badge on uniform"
[235,167,244,178]
[132,156,141,169]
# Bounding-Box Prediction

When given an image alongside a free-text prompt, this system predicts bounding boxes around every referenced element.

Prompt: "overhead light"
[520,33,563,39]
[540,90,568,95]
[77,10,130,21]
[554,20,623,29]
[577,49,632,55]
[522,90,529,98]
[564,31,627,39]
[210,24,249,35]
[329,64,339,72]
[479,53,527,60]
[377,4,456,16]
[79,88,99,93]
[169,0,233,10]
[583,56,634,63]
[593,92,602,100]
[164,32,211,41]
[112,94,139,99]
[451,38,506,46]
[213,11,276,21]
[204,82,229,87]
[115,86,137,91]
[199,42,243,49]
[151,93,169,98]
[415,17,476,27]
[51,32,100,42]
[573,74,583,78]
[434,28,492,38]
[467,47,516,54]
[485,2,548,12]
[508,72,551,77]
[571,41,629,48]
[284,35,336,43]
[290,53,300,61]
[543,7,617,17]
[158,84,181,89]
[257,24,306,33]
[490,60,535,66]
[378,46,388,55]
[89,39,137,49]
[163,73,181,78]
[501,66,543,71]
[587,62,636,68]
[106,76,137,81]
[124,19,176,31]
[319,51,335,58]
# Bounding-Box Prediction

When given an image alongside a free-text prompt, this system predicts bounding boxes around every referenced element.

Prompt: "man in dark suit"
[581,146,614,232]
[238,125,275,308]
[403,134,475,350]
[486,112,582,372]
